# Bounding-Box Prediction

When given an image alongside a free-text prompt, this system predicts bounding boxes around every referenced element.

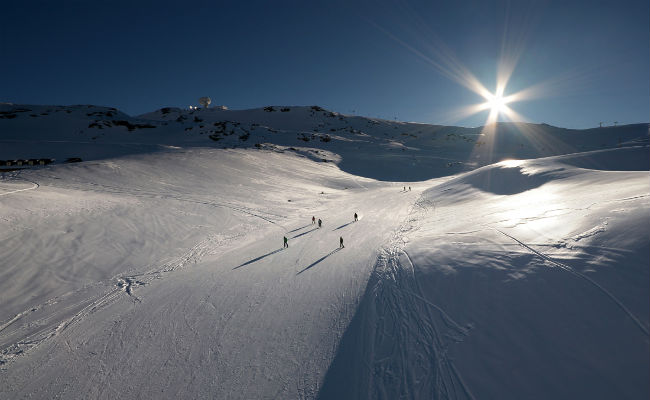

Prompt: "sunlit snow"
[0,104,648,399]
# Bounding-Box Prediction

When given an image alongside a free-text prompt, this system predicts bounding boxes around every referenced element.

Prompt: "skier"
[318,219,322,228]
[283,236,288,248]
[339,236,344,248]
[403,186,405,191]
[354,212,358,222]
[312,216,315,225]
[409,186,411,191]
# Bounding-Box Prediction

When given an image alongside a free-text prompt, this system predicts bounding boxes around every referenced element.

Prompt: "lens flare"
[368,3,585,165]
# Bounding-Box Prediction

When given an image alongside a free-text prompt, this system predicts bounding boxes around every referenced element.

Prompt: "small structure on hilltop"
[198,97,211,109]
[188,98,226,111]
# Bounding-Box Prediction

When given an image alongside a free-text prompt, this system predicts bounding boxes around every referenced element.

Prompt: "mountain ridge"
[1,103,648,181]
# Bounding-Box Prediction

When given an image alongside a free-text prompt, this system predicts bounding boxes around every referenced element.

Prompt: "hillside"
[0,104,648,399]
[2,103,647,180]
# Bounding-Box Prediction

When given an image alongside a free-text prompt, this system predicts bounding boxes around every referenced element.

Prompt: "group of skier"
[282,186,413,251]
[283,212,359,249]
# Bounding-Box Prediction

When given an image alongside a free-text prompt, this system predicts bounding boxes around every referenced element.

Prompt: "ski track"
[359,197,474,400]
[0,288,121,367]
[0,232,242,367]
[43,179,286,226]
[493,228,649,337]
[0,174,40,197]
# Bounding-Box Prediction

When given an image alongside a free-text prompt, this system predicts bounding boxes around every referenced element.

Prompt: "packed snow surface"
[0,104,648,399]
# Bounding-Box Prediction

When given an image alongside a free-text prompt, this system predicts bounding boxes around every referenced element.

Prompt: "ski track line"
[115,232,244,300]
[0,232,241,367]
[606,194,649,203]
[409,198,474,400]
[401,250,470,337]
[48,180,285,226]
[375,249,470,400]
[493,227,649,337]
[0,176,39,197]
[0,288,122,366]
[400,248,475,400]
[84,181,286,223]
[365,196,473,400]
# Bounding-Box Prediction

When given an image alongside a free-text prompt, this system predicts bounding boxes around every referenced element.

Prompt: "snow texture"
[0,104,648,399]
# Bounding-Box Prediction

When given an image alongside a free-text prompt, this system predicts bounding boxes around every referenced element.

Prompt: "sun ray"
[366,18,494,101]
[432,102,492,125]
[366,4,587,166]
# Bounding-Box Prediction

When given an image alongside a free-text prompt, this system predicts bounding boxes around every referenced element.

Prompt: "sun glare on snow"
[499,159,524,168]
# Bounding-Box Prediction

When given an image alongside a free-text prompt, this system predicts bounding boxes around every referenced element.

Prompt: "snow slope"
[321,146,649,399]
[0,104,648,399]
[0,148,421,398]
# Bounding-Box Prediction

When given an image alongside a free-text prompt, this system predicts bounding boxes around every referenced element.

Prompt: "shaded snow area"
[0,104,649,399]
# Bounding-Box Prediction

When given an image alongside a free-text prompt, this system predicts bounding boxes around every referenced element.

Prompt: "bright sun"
[487,93,508,114]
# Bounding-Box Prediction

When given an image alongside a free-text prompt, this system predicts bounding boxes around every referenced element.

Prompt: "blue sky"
[1,0,648,128]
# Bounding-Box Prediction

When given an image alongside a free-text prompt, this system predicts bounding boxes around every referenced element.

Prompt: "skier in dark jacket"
[283,236,288,248]
[318,219,322,228]
[312,216,315,224]
[339,236,344,248]
[354,212,358,222]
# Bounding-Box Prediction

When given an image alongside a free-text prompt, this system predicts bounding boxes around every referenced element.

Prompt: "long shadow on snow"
[318,241,650,399]
[233,248,283,269]
[296,248,341,275]
[288,224,312,233]
[333,221,354,231]
[318,251,473,400]
[292,227,319,239]
[317,270,378,399]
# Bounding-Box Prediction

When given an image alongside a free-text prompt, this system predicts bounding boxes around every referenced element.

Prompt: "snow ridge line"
[0,232,241,367]
[493,228,649,337]
[358,196,474,399]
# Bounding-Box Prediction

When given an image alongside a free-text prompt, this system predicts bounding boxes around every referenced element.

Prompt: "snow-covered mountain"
[1,104,648,399]
[2,103,647,180]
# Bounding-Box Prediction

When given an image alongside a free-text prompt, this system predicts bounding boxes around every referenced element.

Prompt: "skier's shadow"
[233,248,283,269]
[292,227,318,239]
[333,221,353,231]
[296,248,342,275]
[288,224,311,233]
